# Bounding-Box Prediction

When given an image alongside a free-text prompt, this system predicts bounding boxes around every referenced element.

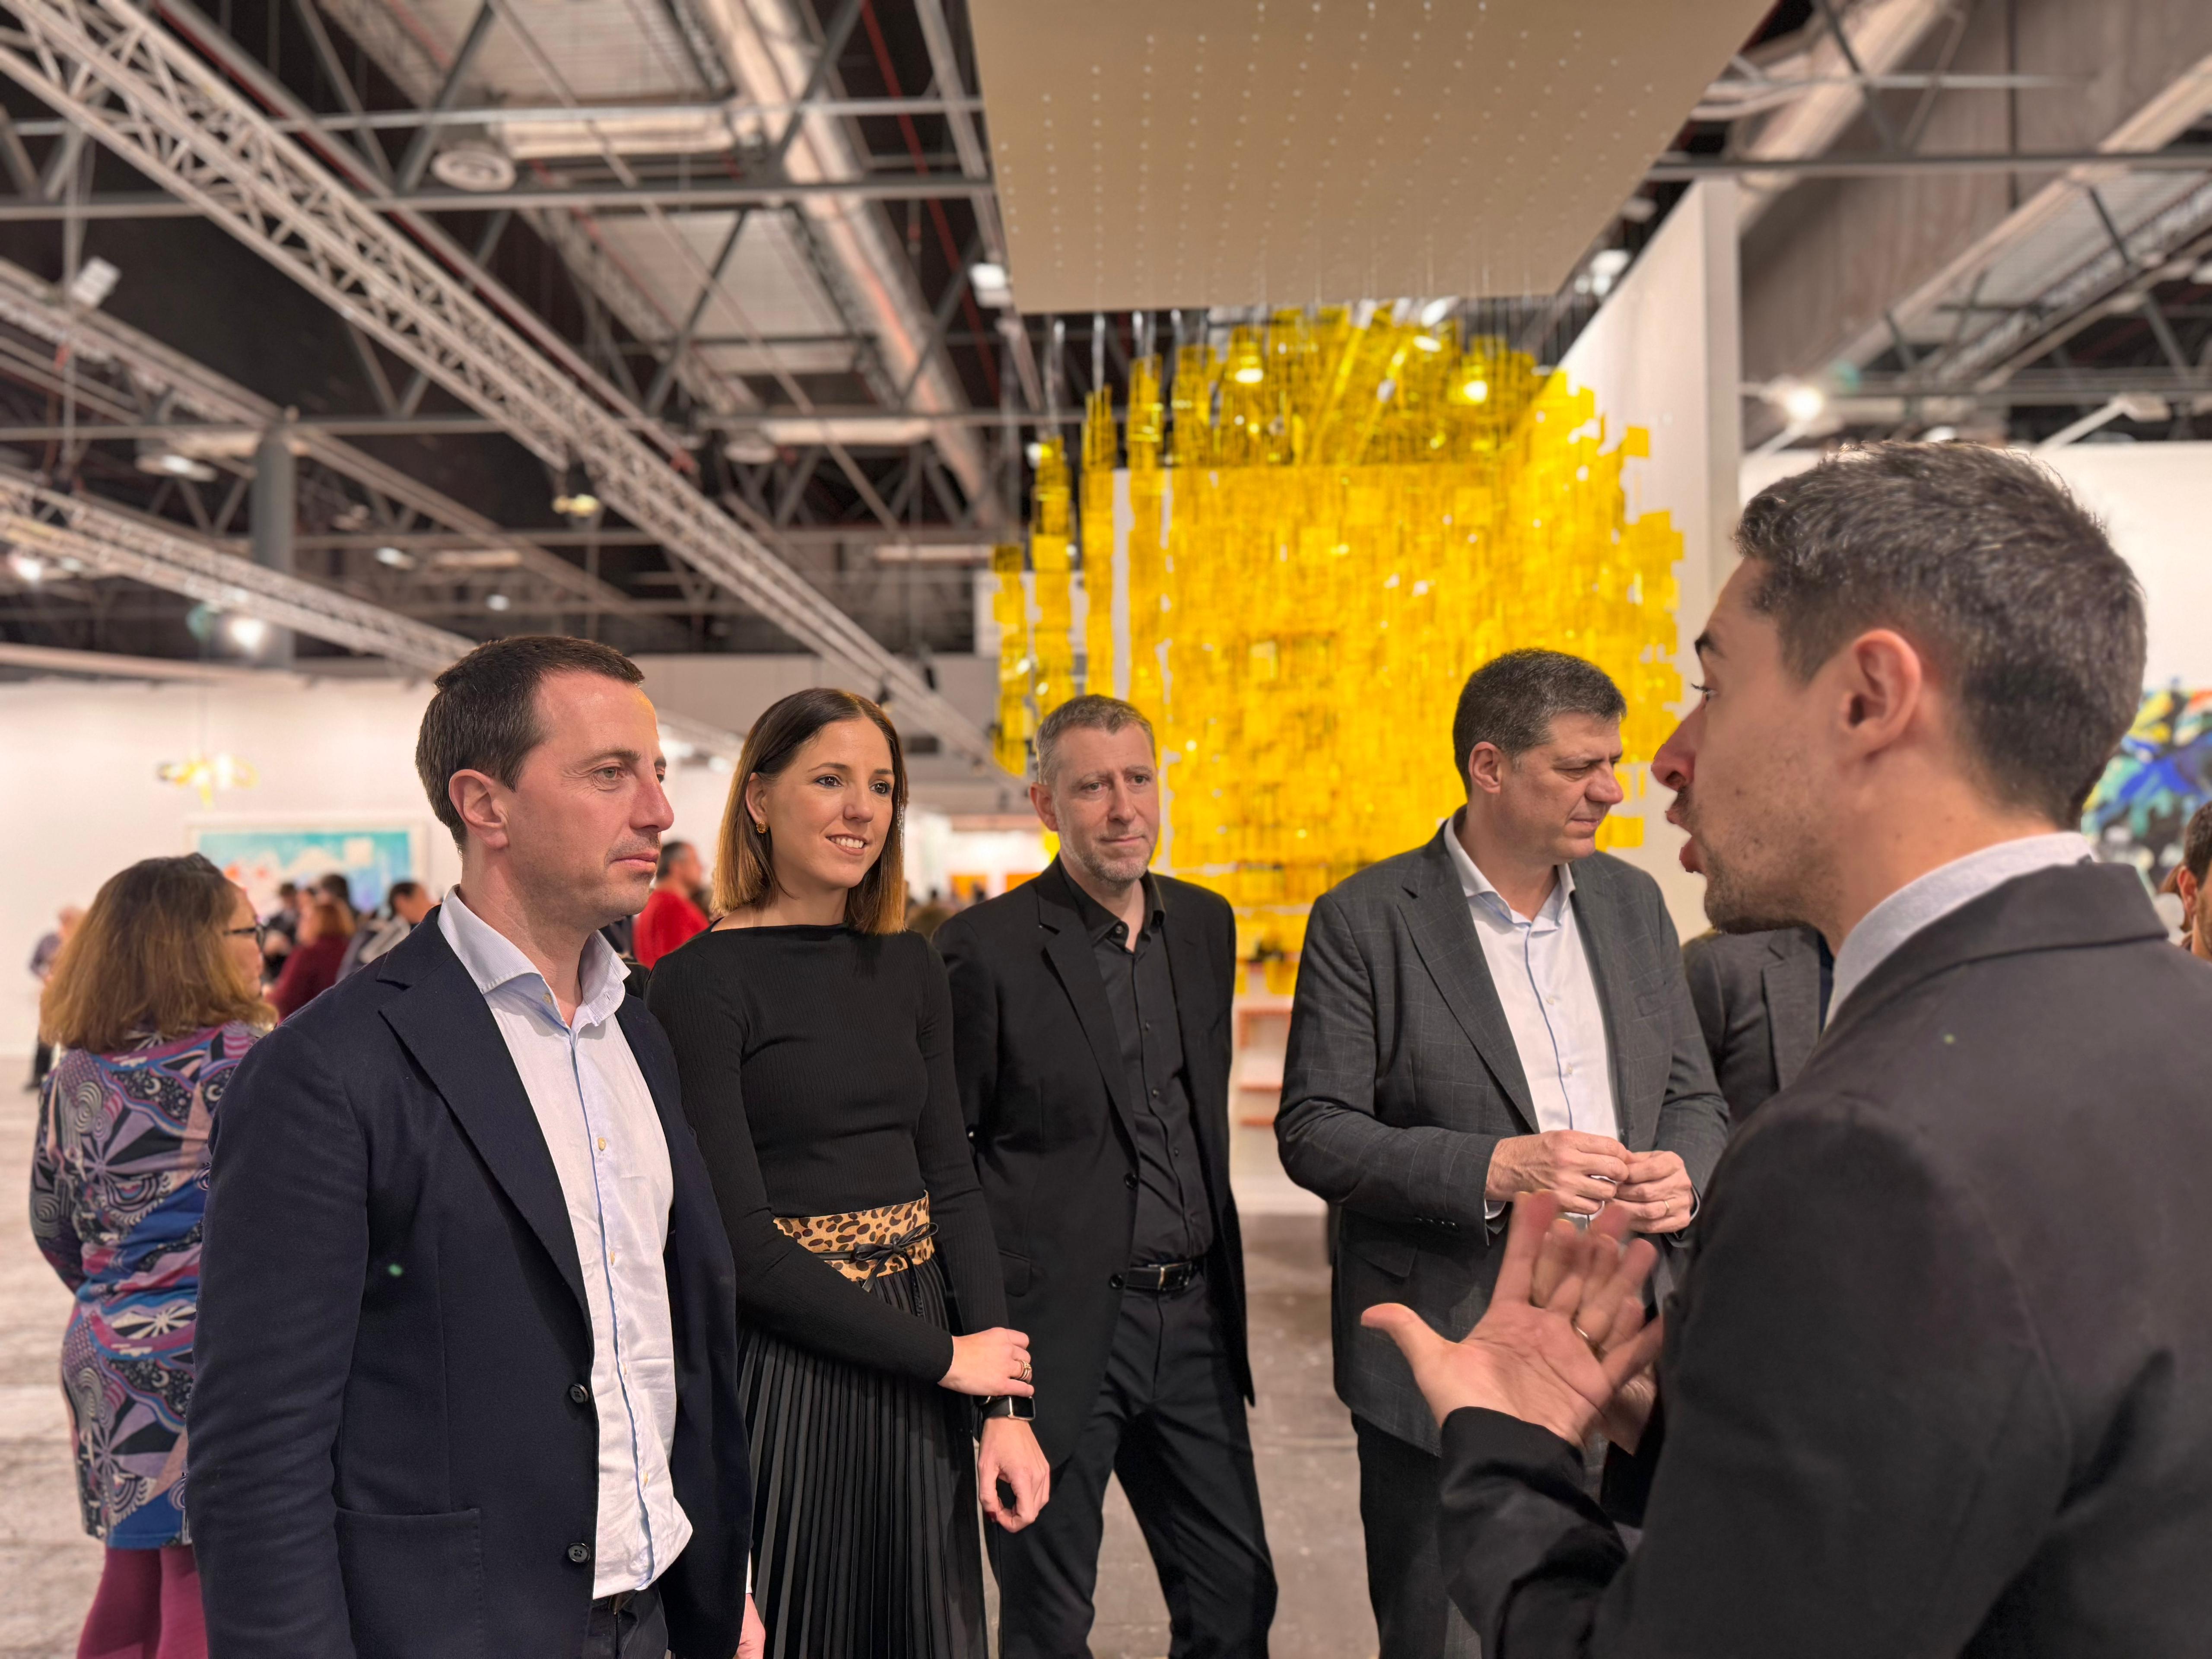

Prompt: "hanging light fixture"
[551,459,601,519]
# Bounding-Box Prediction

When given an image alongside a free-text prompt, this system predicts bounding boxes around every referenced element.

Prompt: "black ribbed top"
[645,924,1007,1384]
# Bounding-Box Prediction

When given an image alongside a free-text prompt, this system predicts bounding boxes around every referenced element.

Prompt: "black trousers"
[578,1584,667,1659]
[1354,1416,1481,1659]
[989,1274,1276,1659]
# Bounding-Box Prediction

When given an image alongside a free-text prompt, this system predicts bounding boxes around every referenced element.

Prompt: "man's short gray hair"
[1034,694,1156,785]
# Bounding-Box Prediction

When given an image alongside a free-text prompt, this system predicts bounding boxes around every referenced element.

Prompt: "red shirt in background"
[270,933,349,1021]
[635,886,709,967]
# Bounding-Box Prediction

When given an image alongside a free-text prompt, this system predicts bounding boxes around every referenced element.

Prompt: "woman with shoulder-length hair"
[34,852,273,1659]
[647,686,1049,1659]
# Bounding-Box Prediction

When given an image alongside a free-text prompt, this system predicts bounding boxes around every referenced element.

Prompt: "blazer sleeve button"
[1123,1173,1138,1190]
[569,1382,591,1406]
[1109,1273,1124,1289]
[567,1542,592,1565]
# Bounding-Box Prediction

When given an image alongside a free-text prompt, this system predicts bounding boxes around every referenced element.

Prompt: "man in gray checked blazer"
[1277,649,1728,1659]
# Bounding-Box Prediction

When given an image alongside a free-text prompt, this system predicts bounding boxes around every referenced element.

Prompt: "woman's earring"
[752,819,769,836]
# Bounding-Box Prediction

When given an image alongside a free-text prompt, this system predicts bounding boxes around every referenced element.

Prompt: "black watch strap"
[979,1393,1036,1421]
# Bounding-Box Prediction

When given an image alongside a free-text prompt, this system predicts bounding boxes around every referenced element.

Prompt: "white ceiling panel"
[968,0,1771,312]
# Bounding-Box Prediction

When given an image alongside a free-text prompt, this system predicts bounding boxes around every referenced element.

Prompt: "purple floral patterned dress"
[31,1022,257,1547]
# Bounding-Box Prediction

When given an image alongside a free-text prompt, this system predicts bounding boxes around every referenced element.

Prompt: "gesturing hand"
[1363,1192,1665,1445]
[1611,1149,1696,1235]
[1485,1130,1630,1215]
[734,1593,765,1659]
[941,1327,1033,1398]
[978,1417,1052,1532]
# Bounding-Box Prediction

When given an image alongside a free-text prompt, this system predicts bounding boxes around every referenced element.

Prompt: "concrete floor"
[0,1070,106,1659]
[0,1071,1372,1659]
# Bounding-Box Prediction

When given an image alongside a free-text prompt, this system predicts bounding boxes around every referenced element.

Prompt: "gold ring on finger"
[1571,1320,1602,1354]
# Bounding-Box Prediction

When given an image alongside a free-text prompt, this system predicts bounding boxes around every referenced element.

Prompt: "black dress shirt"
[1071,873,1215,1267]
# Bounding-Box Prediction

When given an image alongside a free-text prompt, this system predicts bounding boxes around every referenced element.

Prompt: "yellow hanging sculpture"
[996,305,1683,981]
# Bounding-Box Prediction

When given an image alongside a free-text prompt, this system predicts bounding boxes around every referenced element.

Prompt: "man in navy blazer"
[189,636,758,1659]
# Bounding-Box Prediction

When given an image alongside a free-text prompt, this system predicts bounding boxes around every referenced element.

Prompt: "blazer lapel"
[1569,865,1661,1149]
[1160,881,1231,1189]
[1033,867,1140,1140]
[1763,930,1823,1090]
[380,925,590,1320]
[1400,830,1537,1132]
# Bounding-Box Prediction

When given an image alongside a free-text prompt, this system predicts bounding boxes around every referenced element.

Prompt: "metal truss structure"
[0,467,745,753]
[0,0,995,764]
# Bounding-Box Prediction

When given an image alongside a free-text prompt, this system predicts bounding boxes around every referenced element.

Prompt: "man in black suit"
[1277,648,1729,1659]
[190,637,759,1659]
[1368,442,2212,1655]
[1677,925,1826,1122]
[935,693,1274,1658]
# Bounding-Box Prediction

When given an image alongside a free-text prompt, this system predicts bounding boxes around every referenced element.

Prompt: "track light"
[486,592,512,612]
[8,550,45,585]
[552,460,601,520]
[374,544,414,569]
[227,615,268,651]
[1774,382,1827,425]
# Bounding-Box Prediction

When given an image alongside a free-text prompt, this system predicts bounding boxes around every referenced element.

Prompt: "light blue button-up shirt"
[1444,816,1622,1141]
[439,892,689,1596]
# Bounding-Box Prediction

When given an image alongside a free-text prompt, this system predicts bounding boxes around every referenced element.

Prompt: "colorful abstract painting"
[191,826,419,914]
[2081,686,2212,878]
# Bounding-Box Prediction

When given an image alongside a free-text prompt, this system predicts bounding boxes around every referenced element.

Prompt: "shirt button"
[569,1382,590,1406]
[597,1137,607,1151]
[1124,1173,1138,1189]
[1564,1064,1576,1075]
[567,1542,592,1565]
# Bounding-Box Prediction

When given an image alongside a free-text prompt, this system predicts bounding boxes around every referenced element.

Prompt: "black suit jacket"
[1278,829,1729,1452]
[1438,862,2212,1656]
[934,861,1249,1468]
[1679,926,1823,1124]
[188,914,750,1659]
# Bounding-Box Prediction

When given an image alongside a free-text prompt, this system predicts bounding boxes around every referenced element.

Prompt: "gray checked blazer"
[1276,825,1729,1453]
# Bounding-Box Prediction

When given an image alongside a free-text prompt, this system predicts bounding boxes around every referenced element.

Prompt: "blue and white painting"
[192,826,419,914]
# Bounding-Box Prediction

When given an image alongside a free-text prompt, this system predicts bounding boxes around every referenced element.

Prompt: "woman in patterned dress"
[33,854,272,1659]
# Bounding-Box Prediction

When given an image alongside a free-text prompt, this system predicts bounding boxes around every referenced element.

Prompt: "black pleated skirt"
[740,1252,986,1659]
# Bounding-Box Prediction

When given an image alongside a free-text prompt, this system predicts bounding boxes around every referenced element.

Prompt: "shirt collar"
[438,889,630,1031]
[1443,811,1575,926]
[1827,831,2093,1021]
[1060,860,1163,944]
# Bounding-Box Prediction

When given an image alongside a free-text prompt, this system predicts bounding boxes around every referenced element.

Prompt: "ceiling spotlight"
[429,142,518,194]
[723,433,777,465]
[485,592,512,612]
[227,615,268,651]
[134,442,217,483]
[1777,382,1827,425]
[1921,425,1959,443]
[969,261,1012,307]
[1461,377,1490,404]
[65,256,120,311]
[1618,194,1657,224]
[551,460,601,520]
[1417,296,1455,327]
[374,544,415,569]
[1024,441,1047,466]
[2191,260,2212,287]
[8,550,45,585]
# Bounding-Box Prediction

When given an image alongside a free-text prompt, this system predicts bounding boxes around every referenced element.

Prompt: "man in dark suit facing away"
[189,637,760,1659]
[1370,442,2212,1657]
[1277,649,1728,1659]
[1677,925,1827,1123]
[936,693,1274,1659]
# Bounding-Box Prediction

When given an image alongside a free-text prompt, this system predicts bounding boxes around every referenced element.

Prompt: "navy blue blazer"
[188,911,750,1659]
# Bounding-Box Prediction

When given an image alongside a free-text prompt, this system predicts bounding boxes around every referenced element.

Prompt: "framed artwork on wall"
[189,823,426,914]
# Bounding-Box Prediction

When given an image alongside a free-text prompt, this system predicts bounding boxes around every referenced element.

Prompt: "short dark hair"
[416,636,646,845]
[388,880,423,903]
[1034,693,1155,784]
[1738,442,2143,824]
[1452,649,1626,781]
[2186,802,2212,886]
[317,871,353,903]
[656,840,694,881]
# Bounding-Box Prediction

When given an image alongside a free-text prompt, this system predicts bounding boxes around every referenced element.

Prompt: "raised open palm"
[1363,1193,1665,1444]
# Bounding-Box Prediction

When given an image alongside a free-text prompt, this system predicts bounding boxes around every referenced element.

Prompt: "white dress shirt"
[1828,832,2094,1022]
[439,893,690,1597]
[1445,817,1622,1143]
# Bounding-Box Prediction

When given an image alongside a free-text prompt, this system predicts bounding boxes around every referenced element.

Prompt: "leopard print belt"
[774,1195,936,1284]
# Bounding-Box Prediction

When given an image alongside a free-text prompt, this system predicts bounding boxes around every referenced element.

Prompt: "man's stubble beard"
[1691,775,1831,937]
[1065,829,1153,892]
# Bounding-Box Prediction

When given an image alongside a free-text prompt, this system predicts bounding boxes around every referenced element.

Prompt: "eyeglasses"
[225,923,269,946]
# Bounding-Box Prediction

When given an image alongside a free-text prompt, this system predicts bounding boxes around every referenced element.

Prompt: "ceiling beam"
[0,0,994,765]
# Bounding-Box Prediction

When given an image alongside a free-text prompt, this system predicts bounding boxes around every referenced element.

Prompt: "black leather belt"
[1117,1260,1200,1293]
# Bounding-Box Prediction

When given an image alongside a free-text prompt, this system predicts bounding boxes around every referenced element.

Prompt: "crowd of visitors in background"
[22,441,2210,1659]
